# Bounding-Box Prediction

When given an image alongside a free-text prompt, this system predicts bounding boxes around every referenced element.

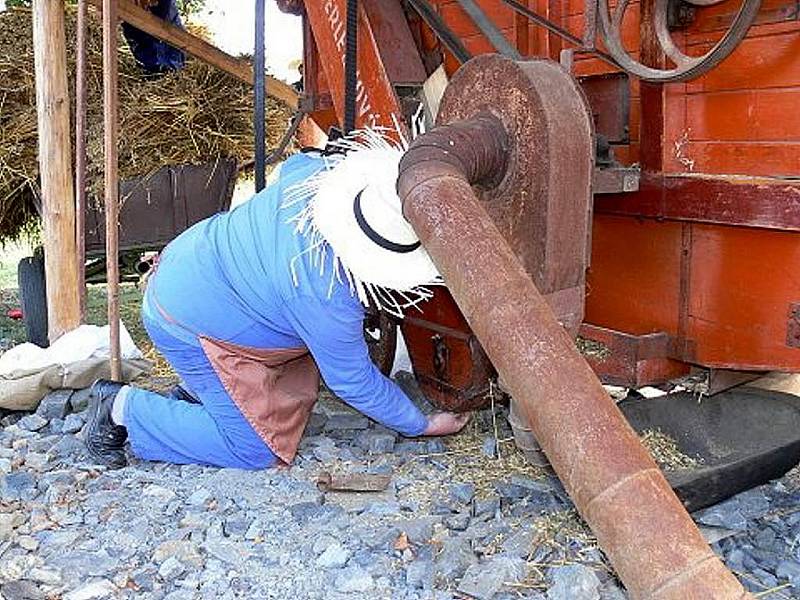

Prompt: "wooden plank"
[686,33,800,94]
[683,141,800,177]
[87,0,299,108]
[686,89,800,142]
[103,0,122,380]
[32,0,82,341]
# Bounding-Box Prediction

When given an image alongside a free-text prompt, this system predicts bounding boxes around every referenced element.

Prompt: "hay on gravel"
[0,7,295,244]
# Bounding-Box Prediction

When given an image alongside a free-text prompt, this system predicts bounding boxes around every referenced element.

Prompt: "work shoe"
[85,379,128,469]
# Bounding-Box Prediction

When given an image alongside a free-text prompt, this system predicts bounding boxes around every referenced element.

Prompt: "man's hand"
[423,412,471,436]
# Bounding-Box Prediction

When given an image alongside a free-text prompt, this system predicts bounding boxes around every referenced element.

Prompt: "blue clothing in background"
[122,0,186,74]
[128,152,428,468]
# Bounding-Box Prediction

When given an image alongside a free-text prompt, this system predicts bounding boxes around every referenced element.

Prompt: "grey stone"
[599,581,628,600]
[187,487,214,508]
[359,431,396,454]
[63,579,116,600]
[316,542,351,568]
[69,388,92,413]
[62,414,85,435]
[24,452,49,471]
[325,414,370,431]
[1,471,38,502]
[152,540,204,568]
[49,418,64,434]
[434,536,477,583]
[1,581,46,600]
[450,483,476,505]
[482,437,497,458]
[158,557,187,582]
[502,526,535,559]
[395,441,428,455]
[473,495,501,518]
[48,435,86,459]
[776,559,800,583]
[333,566,374,593]
[28,567,61,585]
[406,559,434,589]
[457,555,527,600]
[143,484,177,506]
[547,565,601,600]
[312,444,340,463]
[223,516,250,538]
[445,512,471,532]
[0,512,18,541]
[426,439,447,454]
[37,390,73,420]
[398,517,439,544]
[18,414,48,432]
[0,458,11,474]
[244,520,264,541]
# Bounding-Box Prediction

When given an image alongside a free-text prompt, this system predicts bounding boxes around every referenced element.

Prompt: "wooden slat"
[87,0,299,108]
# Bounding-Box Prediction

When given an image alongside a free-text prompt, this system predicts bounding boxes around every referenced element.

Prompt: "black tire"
[18,255,48,348]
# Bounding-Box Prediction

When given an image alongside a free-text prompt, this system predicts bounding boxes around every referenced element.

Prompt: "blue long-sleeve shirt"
[143,153,428,437]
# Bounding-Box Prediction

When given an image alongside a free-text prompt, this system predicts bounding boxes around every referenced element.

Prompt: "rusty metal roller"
[397,54,750,599]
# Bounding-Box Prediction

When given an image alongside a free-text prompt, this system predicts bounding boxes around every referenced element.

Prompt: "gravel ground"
[1,383,799,600]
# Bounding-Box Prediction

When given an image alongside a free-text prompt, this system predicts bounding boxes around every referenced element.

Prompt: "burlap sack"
[0,358,151,411]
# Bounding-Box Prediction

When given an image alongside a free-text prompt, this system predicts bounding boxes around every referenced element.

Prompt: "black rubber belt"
[344,0,358,133]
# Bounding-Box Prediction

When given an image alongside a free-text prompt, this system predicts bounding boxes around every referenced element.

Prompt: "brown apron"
[151,294,320,465]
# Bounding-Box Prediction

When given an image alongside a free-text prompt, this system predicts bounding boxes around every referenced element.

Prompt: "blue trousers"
[125,312,278,469]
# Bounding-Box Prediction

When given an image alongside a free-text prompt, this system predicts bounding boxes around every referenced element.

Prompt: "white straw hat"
[284,129,441,316]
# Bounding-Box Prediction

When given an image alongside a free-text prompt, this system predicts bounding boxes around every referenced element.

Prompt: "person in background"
[85,131,470,469]
[123,0,186,75]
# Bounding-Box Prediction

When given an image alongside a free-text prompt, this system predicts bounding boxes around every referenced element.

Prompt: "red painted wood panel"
[687,89,800,142]
[438,1,515,37]
[585,215,683,336]
[680,142,800,177]
[685,30,800,94]
[688,223,800,369]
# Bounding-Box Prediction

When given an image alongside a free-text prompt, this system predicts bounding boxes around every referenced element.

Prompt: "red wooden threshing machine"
[276,0,798,597]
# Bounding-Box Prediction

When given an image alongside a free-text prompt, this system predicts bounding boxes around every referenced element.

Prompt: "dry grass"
[0,7,294,243]
[395,411,550,511]
[640,428,703,471]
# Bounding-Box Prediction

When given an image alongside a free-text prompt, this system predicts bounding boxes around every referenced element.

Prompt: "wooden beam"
[103,0,122,380]
[32,0,82,342]
[87,0,300,109]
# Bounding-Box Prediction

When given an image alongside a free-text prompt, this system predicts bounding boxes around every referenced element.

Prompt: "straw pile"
[0,7,295,243]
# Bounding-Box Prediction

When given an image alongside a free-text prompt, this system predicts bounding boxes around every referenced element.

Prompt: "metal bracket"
[788,303,800,348]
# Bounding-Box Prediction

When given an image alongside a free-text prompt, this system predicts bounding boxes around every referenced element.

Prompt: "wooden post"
[32,0,82,342]
[254,0,266,191]
[103,0,122,380]
[75,0,88,321]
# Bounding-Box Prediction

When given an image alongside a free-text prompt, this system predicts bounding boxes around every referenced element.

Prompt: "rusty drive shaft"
[397,113,749,599]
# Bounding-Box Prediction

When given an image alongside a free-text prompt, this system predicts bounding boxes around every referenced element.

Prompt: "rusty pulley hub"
[399,55,594,413]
